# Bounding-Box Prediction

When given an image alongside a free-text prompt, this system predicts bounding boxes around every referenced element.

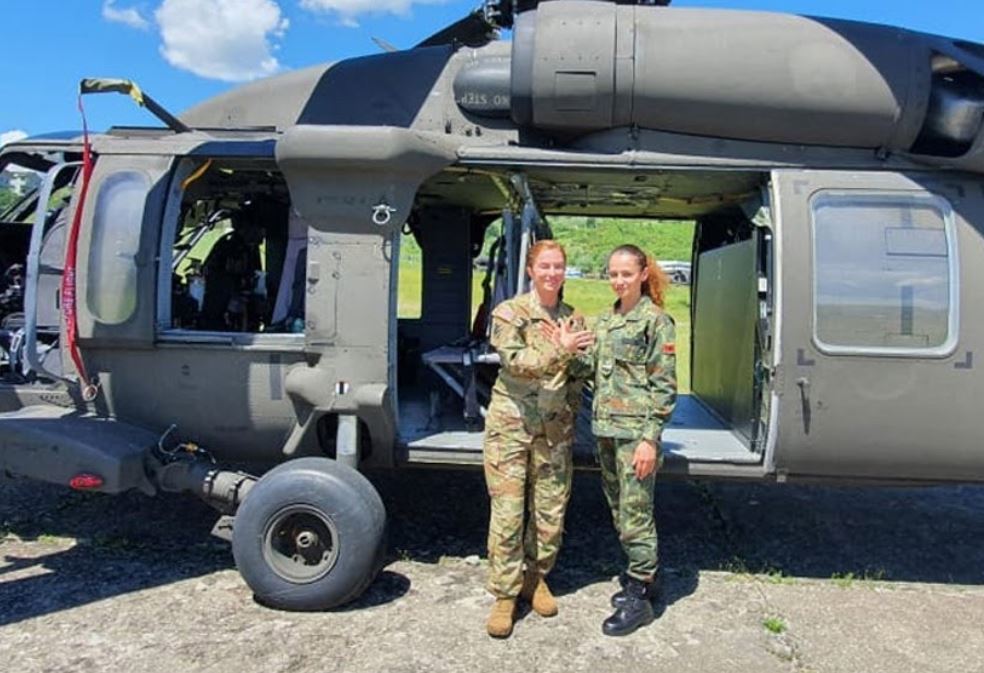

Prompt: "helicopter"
[1,0,983,611]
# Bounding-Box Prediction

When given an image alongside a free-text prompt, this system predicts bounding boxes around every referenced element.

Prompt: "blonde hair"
[609,244,670,307]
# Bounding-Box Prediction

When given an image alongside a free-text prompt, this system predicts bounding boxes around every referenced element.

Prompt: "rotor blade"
[415,9,498,49]
[372,36,398,53]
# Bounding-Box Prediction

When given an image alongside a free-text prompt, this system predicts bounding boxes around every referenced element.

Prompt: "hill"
[476,216,695,276]
[546,216,694,275]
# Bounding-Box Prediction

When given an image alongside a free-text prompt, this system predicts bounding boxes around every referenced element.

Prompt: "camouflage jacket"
[488,292,582,426]
[571,295,677,443]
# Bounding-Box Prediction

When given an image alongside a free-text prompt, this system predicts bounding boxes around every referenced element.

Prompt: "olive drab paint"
[4,0,984,614]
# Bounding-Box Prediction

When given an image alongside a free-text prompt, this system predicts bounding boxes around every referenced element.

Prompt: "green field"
[399,218,694,390]
[397,266,692,392]
[474,217,695,276]
[399,217,694,389]
[546,217,695,275]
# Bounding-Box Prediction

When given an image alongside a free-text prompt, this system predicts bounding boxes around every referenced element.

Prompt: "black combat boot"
[602,577,655,636]
[610,573,659,609]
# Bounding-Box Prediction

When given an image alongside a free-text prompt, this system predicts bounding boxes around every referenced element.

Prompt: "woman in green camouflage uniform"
[483,240,594,638]
[560,244,677,637]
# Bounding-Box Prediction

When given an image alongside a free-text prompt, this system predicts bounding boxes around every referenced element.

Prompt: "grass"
[398,262,692,391]
[548,217,695,275]
[398,218,695,390]
[831,569,888,588]
[475,216,695,276]
[762,616,787,634]
[762,567,796,585]
[36,533,69,545]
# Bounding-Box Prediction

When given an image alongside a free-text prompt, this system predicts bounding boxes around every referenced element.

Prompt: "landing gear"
[231,457,386,611]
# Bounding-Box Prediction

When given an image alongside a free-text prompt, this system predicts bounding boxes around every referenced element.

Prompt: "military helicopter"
[1,0,983,611]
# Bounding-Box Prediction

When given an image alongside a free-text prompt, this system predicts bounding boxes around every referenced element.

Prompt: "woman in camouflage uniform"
[558,244,677,637]
[483,240,594,638]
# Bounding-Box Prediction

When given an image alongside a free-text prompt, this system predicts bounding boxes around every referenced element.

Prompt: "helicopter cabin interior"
[395,165,772,469]
[0,151,81,384]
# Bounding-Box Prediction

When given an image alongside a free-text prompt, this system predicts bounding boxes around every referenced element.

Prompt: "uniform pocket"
[544,408,575,447]
[483,430,502,467]
[615,335,648,363]
[607,382,651,418]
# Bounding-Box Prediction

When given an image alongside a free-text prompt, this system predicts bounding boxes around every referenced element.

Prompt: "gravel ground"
[2,468,984,673]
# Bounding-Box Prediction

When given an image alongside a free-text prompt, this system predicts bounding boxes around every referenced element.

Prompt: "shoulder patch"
[662,342,676,355]
[492,302,516,323]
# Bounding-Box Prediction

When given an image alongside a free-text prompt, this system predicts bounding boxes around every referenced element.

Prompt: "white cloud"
[299,0,446,28]
[1,130,32,173]
[102,1,151,30]
[155,0,289,82]
[1,130,28,148]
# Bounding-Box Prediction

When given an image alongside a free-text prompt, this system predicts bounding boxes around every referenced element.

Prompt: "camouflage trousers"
[597,436,659,581]
[483,419,574,598]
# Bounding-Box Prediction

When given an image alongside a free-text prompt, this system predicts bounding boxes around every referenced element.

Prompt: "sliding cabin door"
[773,169,984,482]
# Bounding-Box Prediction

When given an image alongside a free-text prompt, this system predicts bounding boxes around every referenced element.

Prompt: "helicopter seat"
[271,214,308,330]
[199,213,263,331]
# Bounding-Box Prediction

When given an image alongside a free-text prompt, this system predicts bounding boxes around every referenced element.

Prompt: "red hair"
[527,239,567,269]
[609,244,669,308]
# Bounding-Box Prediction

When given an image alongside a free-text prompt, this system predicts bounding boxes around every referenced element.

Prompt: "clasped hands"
[541,319,656,479]
[540,317,595,354]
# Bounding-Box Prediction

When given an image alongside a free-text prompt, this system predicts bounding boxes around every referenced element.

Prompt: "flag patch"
[662,342,676,355]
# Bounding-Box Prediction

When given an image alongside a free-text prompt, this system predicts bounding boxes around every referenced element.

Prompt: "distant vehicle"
[2,0,984,612]
[564,266,583,278]
[657,260,692,284]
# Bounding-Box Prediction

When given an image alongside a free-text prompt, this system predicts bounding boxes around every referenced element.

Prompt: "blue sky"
[1,0,981,145]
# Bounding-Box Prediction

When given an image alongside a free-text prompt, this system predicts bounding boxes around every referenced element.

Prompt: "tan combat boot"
[487,597,517,638]
[521,572,558,617]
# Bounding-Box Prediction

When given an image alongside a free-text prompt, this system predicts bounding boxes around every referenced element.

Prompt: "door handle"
[796,377,811,435]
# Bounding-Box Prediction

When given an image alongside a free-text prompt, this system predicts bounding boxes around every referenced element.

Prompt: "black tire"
[232,457,386,611]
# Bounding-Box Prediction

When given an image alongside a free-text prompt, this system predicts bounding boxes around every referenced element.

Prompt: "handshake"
[541,317,595,354]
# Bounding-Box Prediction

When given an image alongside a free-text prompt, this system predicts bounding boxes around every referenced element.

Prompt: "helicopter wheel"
[232,457,386,611]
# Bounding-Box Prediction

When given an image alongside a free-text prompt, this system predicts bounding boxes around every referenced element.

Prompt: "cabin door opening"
[392,166,774,475]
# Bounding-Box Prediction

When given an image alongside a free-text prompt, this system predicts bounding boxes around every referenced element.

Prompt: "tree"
[0,188,17,215]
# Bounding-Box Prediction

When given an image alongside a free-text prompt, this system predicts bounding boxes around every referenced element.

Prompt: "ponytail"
[609,244,670,308]
[645,255,670,308]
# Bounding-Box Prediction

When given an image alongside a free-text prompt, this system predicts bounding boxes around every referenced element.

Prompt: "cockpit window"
[87,171,149,325]
[164,159,298,335]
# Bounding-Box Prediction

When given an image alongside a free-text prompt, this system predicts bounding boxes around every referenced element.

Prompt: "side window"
[811,191,957,355]
[87,171,148,325]
[165,159,298,334]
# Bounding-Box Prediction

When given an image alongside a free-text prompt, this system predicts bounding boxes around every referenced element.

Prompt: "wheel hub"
[262,505,340,584]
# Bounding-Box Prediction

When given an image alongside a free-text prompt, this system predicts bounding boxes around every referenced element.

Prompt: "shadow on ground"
[0,483,231,627]
[2,469,983,627]
[372,468,984,588]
